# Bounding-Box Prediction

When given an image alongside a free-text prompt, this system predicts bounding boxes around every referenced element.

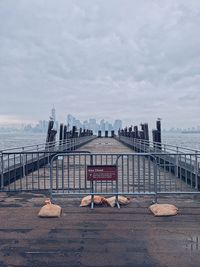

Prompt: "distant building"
[51,106,56,121]
[113,120,122,131]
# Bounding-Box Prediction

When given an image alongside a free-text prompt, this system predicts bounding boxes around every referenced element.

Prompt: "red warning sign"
[87,165,117,181]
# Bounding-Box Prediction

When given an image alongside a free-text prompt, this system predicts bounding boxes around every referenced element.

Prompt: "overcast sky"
[0,0,200,129]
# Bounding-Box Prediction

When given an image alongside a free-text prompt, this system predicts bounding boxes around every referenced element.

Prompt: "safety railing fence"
[1,148,200,202]
[117,136,200,187]
[49,152,200,201]
[0,136,96,190]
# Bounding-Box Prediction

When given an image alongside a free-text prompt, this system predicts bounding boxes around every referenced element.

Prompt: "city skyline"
[0,107,200,134]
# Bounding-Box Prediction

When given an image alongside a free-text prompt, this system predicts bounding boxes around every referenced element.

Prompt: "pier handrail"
[0,136,96,153]
[117,136,200,153]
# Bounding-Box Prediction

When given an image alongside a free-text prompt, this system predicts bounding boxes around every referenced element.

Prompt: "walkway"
[5,138,196,193]
[0,192,200,267]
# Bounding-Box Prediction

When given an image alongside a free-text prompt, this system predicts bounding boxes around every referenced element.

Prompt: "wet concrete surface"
[0,192,200,267]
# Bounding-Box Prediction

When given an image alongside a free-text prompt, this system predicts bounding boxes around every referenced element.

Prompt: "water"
[0,132,46,150]
[162,132,200,151]
[0,131,199,151]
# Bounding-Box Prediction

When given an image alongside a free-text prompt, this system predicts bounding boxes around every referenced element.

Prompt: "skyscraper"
[51,106,56,121]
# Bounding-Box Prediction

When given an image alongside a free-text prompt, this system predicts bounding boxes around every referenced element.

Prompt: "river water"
[0,132,46,150]
[0,131,199,151]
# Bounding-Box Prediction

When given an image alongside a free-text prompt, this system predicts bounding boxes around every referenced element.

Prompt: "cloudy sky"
[0,0,200,129]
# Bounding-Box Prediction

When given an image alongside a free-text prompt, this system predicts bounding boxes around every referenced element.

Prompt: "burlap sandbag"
[38,199,62,218]
[80,195,107,207]
[149,203,178,216]
[106,196,130,207]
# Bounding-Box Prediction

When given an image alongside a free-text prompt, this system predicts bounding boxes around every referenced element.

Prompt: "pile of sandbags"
[38,199,62,218]
[80,195,130,207]
[80,195,108,207]
[149,203,178,216]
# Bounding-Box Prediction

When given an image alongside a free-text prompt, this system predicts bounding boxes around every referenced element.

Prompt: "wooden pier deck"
[0,192,200,267]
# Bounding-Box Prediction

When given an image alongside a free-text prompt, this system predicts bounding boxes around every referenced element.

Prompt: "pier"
[1,120,200,266]
[1,119,199,199]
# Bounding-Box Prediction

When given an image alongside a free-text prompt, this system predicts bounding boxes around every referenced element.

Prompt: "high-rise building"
[113,119,122,131]
[51,106,56,121]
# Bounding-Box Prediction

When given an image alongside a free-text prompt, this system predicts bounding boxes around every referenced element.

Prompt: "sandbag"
[149,203,178,216]
[80,195,107,207]
[38,199,62,218]
[106,196,130,207]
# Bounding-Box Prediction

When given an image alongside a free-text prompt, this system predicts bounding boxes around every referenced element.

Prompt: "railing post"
[90,154,94,209]
[195,151,198,190]
[50,156,54,199]
[153,156,158,203]
[22,147,25,177]
[1,152,4,190]
[176,147,179,178]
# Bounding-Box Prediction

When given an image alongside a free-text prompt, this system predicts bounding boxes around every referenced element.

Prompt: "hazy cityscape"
[0,107,200,134]
[0,107,123,134]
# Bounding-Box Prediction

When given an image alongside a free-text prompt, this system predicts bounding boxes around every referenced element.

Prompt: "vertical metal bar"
[132,155,134,192]
[7,154,10,190]
[116,156,120,209]
[195,152,198,190]
[19,153,22,190]
[111,155,114,192]
[121,155,124,192]
[14,154,16,190]
[127,155,129,193]
[37,146,40,190]
[67,155,70,193]
[25,154,28,190]
[43,152,46,190]
[148,155,151,192]
[190,155,192,188]
[1,153,4,190]
[32,153,34,190]
[84,154,87,191]
[138,155,140,193]
[90,154,94,209]
[154,157,158,203]
[62,156,64,192]
[56,158,58,191]
[50,157,53,199]
[79,154,81,193]
[95,155,97,192]
[185,154,187,185]
[164,157,166,192]
[142,156,145,192]
[169,156,172,191]
[73,154,75,192]
[176,147,179,178]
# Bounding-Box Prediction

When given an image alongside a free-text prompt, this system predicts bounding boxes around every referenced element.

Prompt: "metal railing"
[117,136,200,186]
[1,147,200,202]
[0,136,96,190]
[49,152,200,202]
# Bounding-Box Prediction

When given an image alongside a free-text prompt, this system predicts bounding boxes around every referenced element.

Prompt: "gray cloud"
[0,0,200,128]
